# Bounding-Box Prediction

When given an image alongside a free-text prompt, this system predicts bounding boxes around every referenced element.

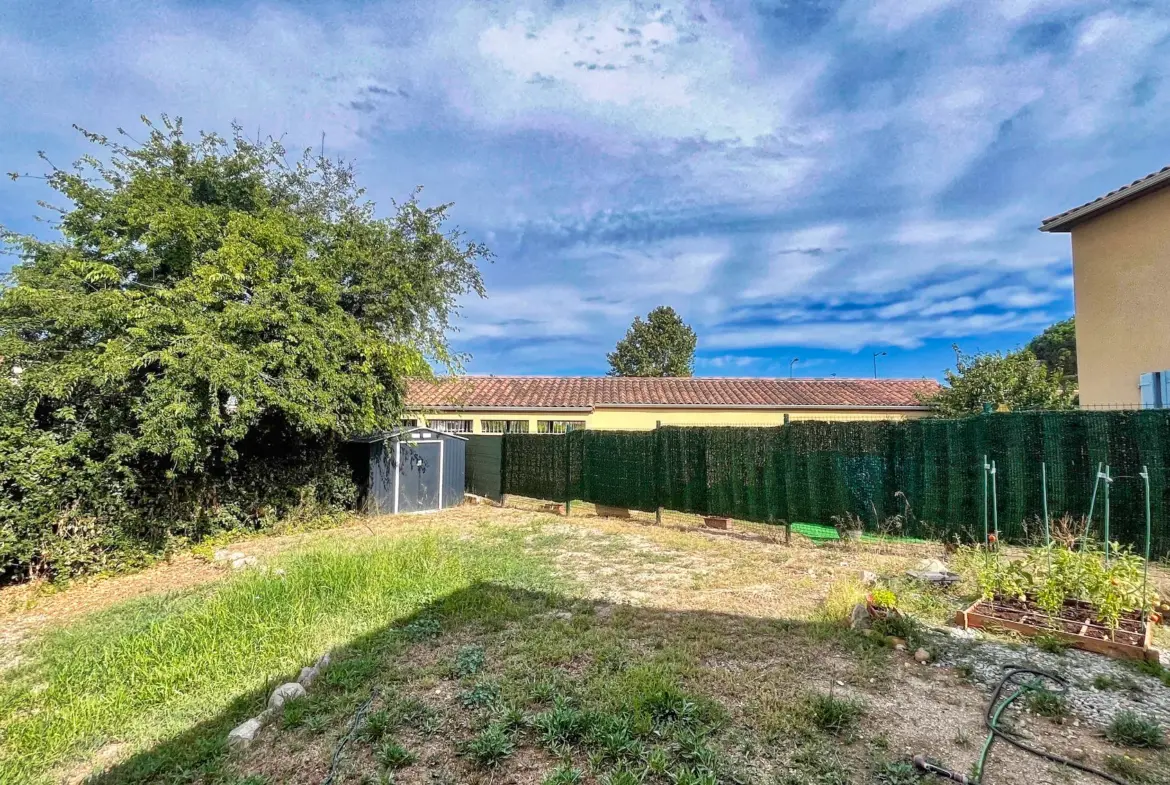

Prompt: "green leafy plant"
[1106,711,1166,749]
[376,738,417,769]
[463,723,516,768]
[869,588,897,610]
[543,766,585,785]
[453,644,486,678]
[1025,690,1068,719]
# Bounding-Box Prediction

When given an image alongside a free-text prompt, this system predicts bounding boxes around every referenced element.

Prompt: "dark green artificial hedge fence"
[501,411,1170,557]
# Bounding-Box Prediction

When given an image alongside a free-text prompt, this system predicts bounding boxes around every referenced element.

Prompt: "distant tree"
[923,346,1077,416]
[607,306,697,377]
[1027,317,1077,380]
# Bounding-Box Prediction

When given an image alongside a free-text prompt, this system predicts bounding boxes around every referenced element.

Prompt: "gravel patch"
[932,628,1170,730]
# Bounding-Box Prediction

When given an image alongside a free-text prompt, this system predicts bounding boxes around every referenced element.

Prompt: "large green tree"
[923,346,1076,416]
[1027,317,1077,380]
[606,306,697,377]
[0,117,488,579]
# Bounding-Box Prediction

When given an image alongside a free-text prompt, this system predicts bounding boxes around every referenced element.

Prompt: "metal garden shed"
[350,426,466,514]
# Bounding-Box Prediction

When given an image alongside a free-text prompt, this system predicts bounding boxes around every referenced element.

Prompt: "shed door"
[397,439,442,513]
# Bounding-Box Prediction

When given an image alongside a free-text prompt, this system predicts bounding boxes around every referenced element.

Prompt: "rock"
[889,637,908,651]
[231,555,257,570]
[315,652,331,670]
[213,549,231,562]
[849,603,870,631]
[860,571,878,587]
[297,666,319,688]
[1069,748,1087,762]
[914,648,931,664]
[227,716,265,750]
[915,558,949,574]
[267,682,307,711]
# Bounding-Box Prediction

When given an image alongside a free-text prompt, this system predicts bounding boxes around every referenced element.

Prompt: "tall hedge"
[0,117,488,580]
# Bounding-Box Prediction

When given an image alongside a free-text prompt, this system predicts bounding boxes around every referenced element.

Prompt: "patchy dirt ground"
[6,504,1170,784]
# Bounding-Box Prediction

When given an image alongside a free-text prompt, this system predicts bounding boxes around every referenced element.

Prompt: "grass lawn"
[1,507,1168,785]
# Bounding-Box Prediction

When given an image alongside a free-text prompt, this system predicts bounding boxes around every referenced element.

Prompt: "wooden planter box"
[956,597,1160,662]
[702,516,729,530]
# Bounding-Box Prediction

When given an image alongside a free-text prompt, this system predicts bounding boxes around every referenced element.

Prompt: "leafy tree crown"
[606,306,697,377]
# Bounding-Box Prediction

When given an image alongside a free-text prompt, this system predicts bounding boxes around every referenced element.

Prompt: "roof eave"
[413,403,933,412]
[1039,169,1170,233]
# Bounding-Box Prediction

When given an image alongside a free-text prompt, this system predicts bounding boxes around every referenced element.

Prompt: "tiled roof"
[407,376,940,410]
[1040,165,1170,232]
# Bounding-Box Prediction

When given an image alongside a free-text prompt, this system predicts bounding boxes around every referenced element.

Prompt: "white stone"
[297,666,319,688]
[227,716,265,750]
[231,556,258,570]
[860,571,878,587]
[315,652,331,670]
[914,648,931,664]
[267,682,307,711]
[213,549,231,562]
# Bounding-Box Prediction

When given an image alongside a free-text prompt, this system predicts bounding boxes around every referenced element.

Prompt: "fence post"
[563,431,572,517]
[1103,464,1112,563]
[655,420,663,526]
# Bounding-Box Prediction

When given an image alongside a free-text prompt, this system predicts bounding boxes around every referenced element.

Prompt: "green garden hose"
[917,668,1129,784]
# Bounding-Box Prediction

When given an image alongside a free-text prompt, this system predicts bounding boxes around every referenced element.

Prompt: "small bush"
[1025,690,1068,719]
[376,738,416,769]
[806,693,865,735]
[359,708,390,742]
[402,616,442,642]
[1033,634,1068,655]
[1105,753,1153,783]
[280,696,309,729]
[460,680,501,709]
[871,614,917,642]
[464,723,516,768]
[1106,712,1166,749]
[533,700,592,749]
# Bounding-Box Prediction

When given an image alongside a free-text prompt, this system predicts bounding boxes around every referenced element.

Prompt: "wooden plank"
[961,600,1153,661]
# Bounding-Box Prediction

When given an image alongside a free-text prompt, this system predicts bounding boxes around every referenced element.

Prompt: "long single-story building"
[404,376,941,434]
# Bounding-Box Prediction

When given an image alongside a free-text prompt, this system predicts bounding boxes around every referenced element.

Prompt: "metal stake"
[982,455,990,547]
[1084,462,1103,542]
[990,460,999,548]
[1103,465,1112,563]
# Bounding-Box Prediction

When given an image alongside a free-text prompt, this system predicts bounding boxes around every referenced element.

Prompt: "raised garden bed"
[956,596,1160,662]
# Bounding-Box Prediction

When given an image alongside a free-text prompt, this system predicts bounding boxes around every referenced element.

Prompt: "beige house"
[405,376,939,434]
[1040,165,1170,407]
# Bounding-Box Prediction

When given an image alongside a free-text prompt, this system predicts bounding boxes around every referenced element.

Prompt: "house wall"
[416,406,928,434]
[1069,186,1170,407]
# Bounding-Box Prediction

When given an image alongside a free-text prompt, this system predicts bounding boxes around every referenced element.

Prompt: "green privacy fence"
[500,411,1170,557]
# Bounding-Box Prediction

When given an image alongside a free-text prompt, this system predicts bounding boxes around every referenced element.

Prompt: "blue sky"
[2,0,1168,381]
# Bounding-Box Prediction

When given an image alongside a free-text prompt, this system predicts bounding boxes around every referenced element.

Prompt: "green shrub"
[453,645,486,678]
[1025,690,1068,719]
[1106,712,1166,749]
[874,759,923,785]
[542,766,585,785]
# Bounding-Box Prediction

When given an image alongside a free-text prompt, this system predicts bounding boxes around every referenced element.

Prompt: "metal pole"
[1042,462,1051,569]
[1103,465,1111,563]
[982,455,989,547]
[1141,466,1152,623]
[990,460,999,547]
[655,420,663,526]
[1084,462,1103,542]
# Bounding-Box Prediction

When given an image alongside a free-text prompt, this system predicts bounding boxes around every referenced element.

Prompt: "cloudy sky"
[2,0,1167,380]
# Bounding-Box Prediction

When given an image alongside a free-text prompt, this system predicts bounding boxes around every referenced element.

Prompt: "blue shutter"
[1140,372,1160,409]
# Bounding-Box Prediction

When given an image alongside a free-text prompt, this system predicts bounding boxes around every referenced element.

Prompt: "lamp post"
[789,357,800,378]
[872,351,887,379]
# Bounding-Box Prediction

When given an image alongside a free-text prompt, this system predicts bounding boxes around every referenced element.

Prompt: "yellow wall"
[416,406,927,434]
[1068,186,1170,407]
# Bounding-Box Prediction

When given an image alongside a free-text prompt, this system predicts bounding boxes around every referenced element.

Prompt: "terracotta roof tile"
[1040,165,1170,231]
[407,376,939,410]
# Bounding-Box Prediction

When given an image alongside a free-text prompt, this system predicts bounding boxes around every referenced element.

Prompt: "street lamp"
[790,357,800,377]
[872,351,887,379]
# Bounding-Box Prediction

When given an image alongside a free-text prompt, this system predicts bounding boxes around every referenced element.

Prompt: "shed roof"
[1040,165,1170,232]
[406,376,939,411]
[348,425,468,443]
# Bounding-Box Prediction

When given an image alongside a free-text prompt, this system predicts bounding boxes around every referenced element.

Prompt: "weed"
[1106,712,1166,749]
[1131,659,1170,688]
[869,588,897,610]
[669,768,718,785]
[806,692,865,735]
[360,709,391,743]
[493,703,528,732]
[543,766,585,785]
[1025,690,1069,719]
[953,663,974,681]
[453,644,486,678]
[280,696,309,729]
[463,723,516,768]
[1104,753,1153,783]
[460,680,501,709]
[871,614,917,642]
[376,738,417,770]
[1033,634,1069,655]
[402,616,442,642]
[390,696,439,733]
[874,759,923,785]
[533,699,593,749]
[953,729,971,748]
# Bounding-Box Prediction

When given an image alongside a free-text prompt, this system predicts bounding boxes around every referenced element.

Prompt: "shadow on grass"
[87,582,898,785]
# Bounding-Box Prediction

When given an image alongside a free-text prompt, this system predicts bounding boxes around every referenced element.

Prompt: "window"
[537,420,586,434]
[430,419,472,433]
[481,419,529,434]
[399,419,418,428]
[1139,372,1170,409]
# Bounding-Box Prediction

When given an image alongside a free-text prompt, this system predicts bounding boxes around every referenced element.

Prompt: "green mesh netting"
[500,411,1170,557]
